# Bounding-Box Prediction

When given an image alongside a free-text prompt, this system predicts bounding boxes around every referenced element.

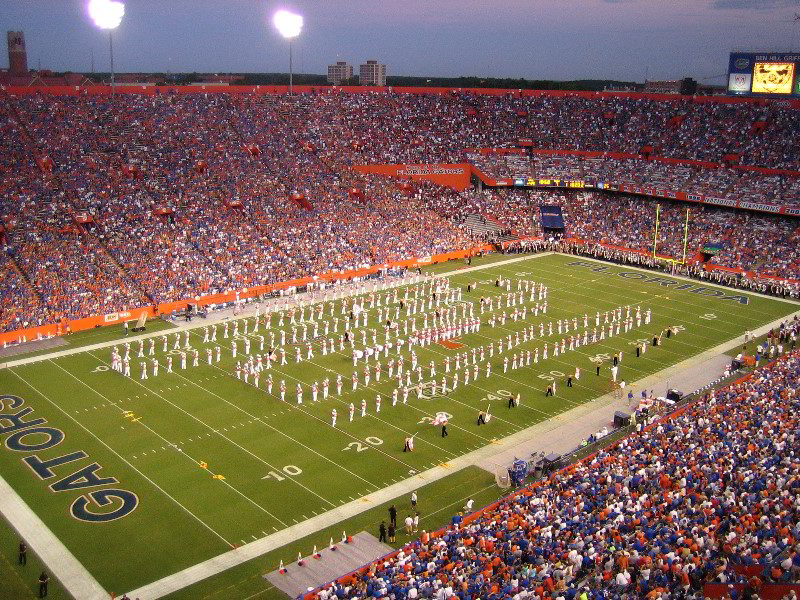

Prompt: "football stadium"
[0,3,799,600]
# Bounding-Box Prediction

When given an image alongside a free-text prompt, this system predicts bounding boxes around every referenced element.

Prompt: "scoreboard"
[728,52,800,97]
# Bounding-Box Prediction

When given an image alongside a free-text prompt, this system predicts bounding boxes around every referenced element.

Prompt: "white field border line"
[0,253,556,370]
[0,473,108,600]
[121,313,799,600]
[47,358,287,533]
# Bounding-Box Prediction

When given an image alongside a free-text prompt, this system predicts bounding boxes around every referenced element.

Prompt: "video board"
[728,52,800,97]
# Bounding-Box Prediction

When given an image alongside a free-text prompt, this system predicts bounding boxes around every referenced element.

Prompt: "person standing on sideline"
[18,540,26,566]
[404,514,413,535]
[379,521,387,543]
[38,571,49,598]
[464,498,474,513]
[411,491,417,511]
[389,504,397,529]
[388,522,396,543]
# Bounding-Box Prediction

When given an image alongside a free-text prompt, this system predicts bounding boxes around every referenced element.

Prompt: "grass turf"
[0,252,795,598]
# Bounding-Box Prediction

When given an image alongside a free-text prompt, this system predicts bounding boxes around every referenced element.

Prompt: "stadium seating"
[313,348,800,600]
[1,90,798,332]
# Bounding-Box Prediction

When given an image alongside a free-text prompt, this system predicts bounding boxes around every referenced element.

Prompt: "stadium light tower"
[273,10,303,95]
[88,0,125,96]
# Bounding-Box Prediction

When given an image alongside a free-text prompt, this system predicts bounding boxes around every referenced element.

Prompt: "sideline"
[0,475,108,600]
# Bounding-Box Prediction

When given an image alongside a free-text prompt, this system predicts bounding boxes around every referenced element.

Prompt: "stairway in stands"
[7,255,51,319]
[461,213,521,247]
[462,213,505,237]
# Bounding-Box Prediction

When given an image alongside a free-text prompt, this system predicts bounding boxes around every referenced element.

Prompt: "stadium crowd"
[316,348,800,600]
[467,153,800,208]
[1,90,798,332]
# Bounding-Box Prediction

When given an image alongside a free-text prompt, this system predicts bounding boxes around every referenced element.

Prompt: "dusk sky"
[1,0,799,83]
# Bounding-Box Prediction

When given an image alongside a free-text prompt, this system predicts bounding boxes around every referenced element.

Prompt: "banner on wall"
[352,164,471,190]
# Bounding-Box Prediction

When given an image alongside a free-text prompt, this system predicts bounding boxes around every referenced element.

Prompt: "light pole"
[273,10,303,96]
[88,0,125,96]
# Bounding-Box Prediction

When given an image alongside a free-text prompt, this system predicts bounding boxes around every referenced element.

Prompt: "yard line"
[9,368,234,549]
[241,585,276,600]
[51,359,291,528]
[87,352,338,509]
[241,335,491,450]
[154,352,384,494]
[182,333,422,472]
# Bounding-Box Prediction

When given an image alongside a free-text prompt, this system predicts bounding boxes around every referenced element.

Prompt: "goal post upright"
[653,203,660,259]
[681,207,690,265]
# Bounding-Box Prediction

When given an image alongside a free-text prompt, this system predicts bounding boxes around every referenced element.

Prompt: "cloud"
[710,0,799,10]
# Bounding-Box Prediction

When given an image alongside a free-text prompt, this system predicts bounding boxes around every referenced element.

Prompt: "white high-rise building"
[359,60,386,86]
[327,61,353,85]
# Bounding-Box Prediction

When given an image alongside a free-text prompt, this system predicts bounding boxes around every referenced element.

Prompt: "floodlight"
[88,0,125,95]
[272,10,303,95]
[89,0,125,30]
[273,10,303,39]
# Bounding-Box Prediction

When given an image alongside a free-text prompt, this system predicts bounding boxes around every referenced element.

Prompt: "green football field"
[0,252,795,599]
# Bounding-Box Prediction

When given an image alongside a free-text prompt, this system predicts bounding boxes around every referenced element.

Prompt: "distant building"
[643,80,681,94]
[327,61,353,85]
[7,31,27,75]
[359,60,386,86]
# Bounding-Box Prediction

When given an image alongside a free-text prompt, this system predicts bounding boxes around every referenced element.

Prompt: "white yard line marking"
[49,359,290,528]
[88,351,337,510]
